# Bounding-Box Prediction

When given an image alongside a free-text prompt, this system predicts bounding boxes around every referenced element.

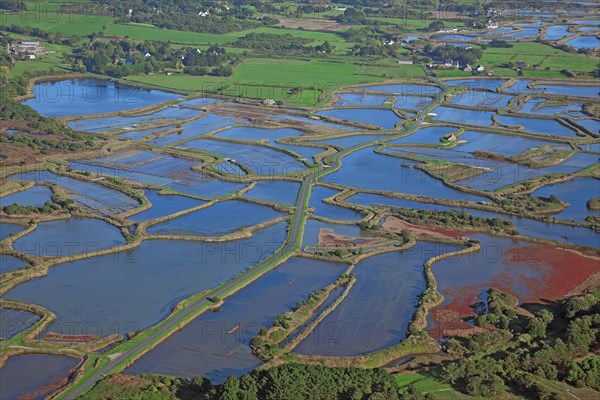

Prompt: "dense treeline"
[91,0,260,34]
[232,33,333,55]
[1,131,95,153]
[0,96,74,134]
[71,40,237,77]
[86,364,429,400]
[0,93,94,154]
[349,40,403,57]
[0,25,79,46]
[488,39,513,48]
[2,193,78,215]
[73,40,171,76]
[474,288,518,329]
[392,208,518,235]
[0,34,13,79]
[423,43,483,65]
[442,293,600,398]
[0,0,25,11]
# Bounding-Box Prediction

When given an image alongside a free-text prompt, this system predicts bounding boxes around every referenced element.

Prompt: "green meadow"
[0,11,113,36]
[370,17,465,30]
[102,23,350,51]
[481,42,599,73]
[125,57,423,106]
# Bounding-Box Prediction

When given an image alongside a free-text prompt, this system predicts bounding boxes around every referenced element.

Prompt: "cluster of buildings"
[11,39,46,60]
[426,60,494,75]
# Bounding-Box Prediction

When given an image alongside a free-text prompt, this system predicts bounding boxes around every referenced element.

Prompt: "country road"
[62,81,447,399]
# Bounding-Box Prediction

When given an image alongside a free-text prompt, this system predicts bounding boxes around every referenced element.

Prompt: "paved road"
[63,82,447,399]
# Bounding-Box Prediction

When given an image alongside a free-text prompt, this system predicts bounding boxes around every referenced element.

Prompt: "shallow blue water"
[24,79,180,117]
[4,222,287,337]
[0,186,53,207]
[125,256,346,382]
[13,217,125,257]
[147,200,286,236]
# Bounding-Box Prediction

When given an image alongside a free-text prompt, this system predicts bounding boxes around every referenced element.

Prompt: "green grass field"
[228,58,382,88]
[102,23,246,45]
[0,11,113,36]
[8,59,70,77]
[370,17,465,30]
[125,57,401,105]
[358,64,425,79]
[4,34,72,78]
[396,373,472,399]
[102,23,351,51]
[221,84,322,106]
[481,42,599,73]
[125,74,225,92]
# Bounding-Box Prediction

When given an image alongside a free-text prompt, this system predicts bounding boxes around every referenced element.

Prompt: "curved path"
[61,82,446,399]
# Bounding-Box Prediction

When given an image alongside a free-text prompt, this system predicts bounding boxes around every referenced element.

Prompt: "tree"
[428,21,445,31]
[212,65,233,77]
[465,374,506,397]
[528,316,549,339]
[221,376,240,400]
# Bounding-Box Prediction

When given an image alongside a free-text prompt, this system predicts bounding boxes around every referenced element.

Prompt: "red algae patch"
[429,235,600,338]
[382,216,464,239]
[500,244,599,302]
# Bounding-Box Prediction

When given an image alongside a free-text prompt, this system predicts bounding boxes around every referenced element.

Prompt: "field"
[4,36,72,78]
[370,17,465,30]
[358,64,425,79]
[481,42,600,73]
[228,58,382,88]
[396,373,472,399]
[8,58,70,78]
[124,74,225,92]
[126,58,398,105]
[0,11,113,36]
[101,23,351,51]
[221,84,322,107]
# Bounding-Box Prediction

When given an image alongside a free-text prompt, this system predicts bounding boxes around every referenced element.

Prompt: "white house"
[429,60,460,69]
[486,20,499,29]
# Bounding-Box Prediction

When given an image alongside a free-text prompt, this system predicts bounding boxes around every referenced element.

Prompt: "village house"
[11,39,45,59]
[397,58,413,65]
[428,59,460,69]
[436,28,458,34]
[515,60,528,70]
[486,19,499,29]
